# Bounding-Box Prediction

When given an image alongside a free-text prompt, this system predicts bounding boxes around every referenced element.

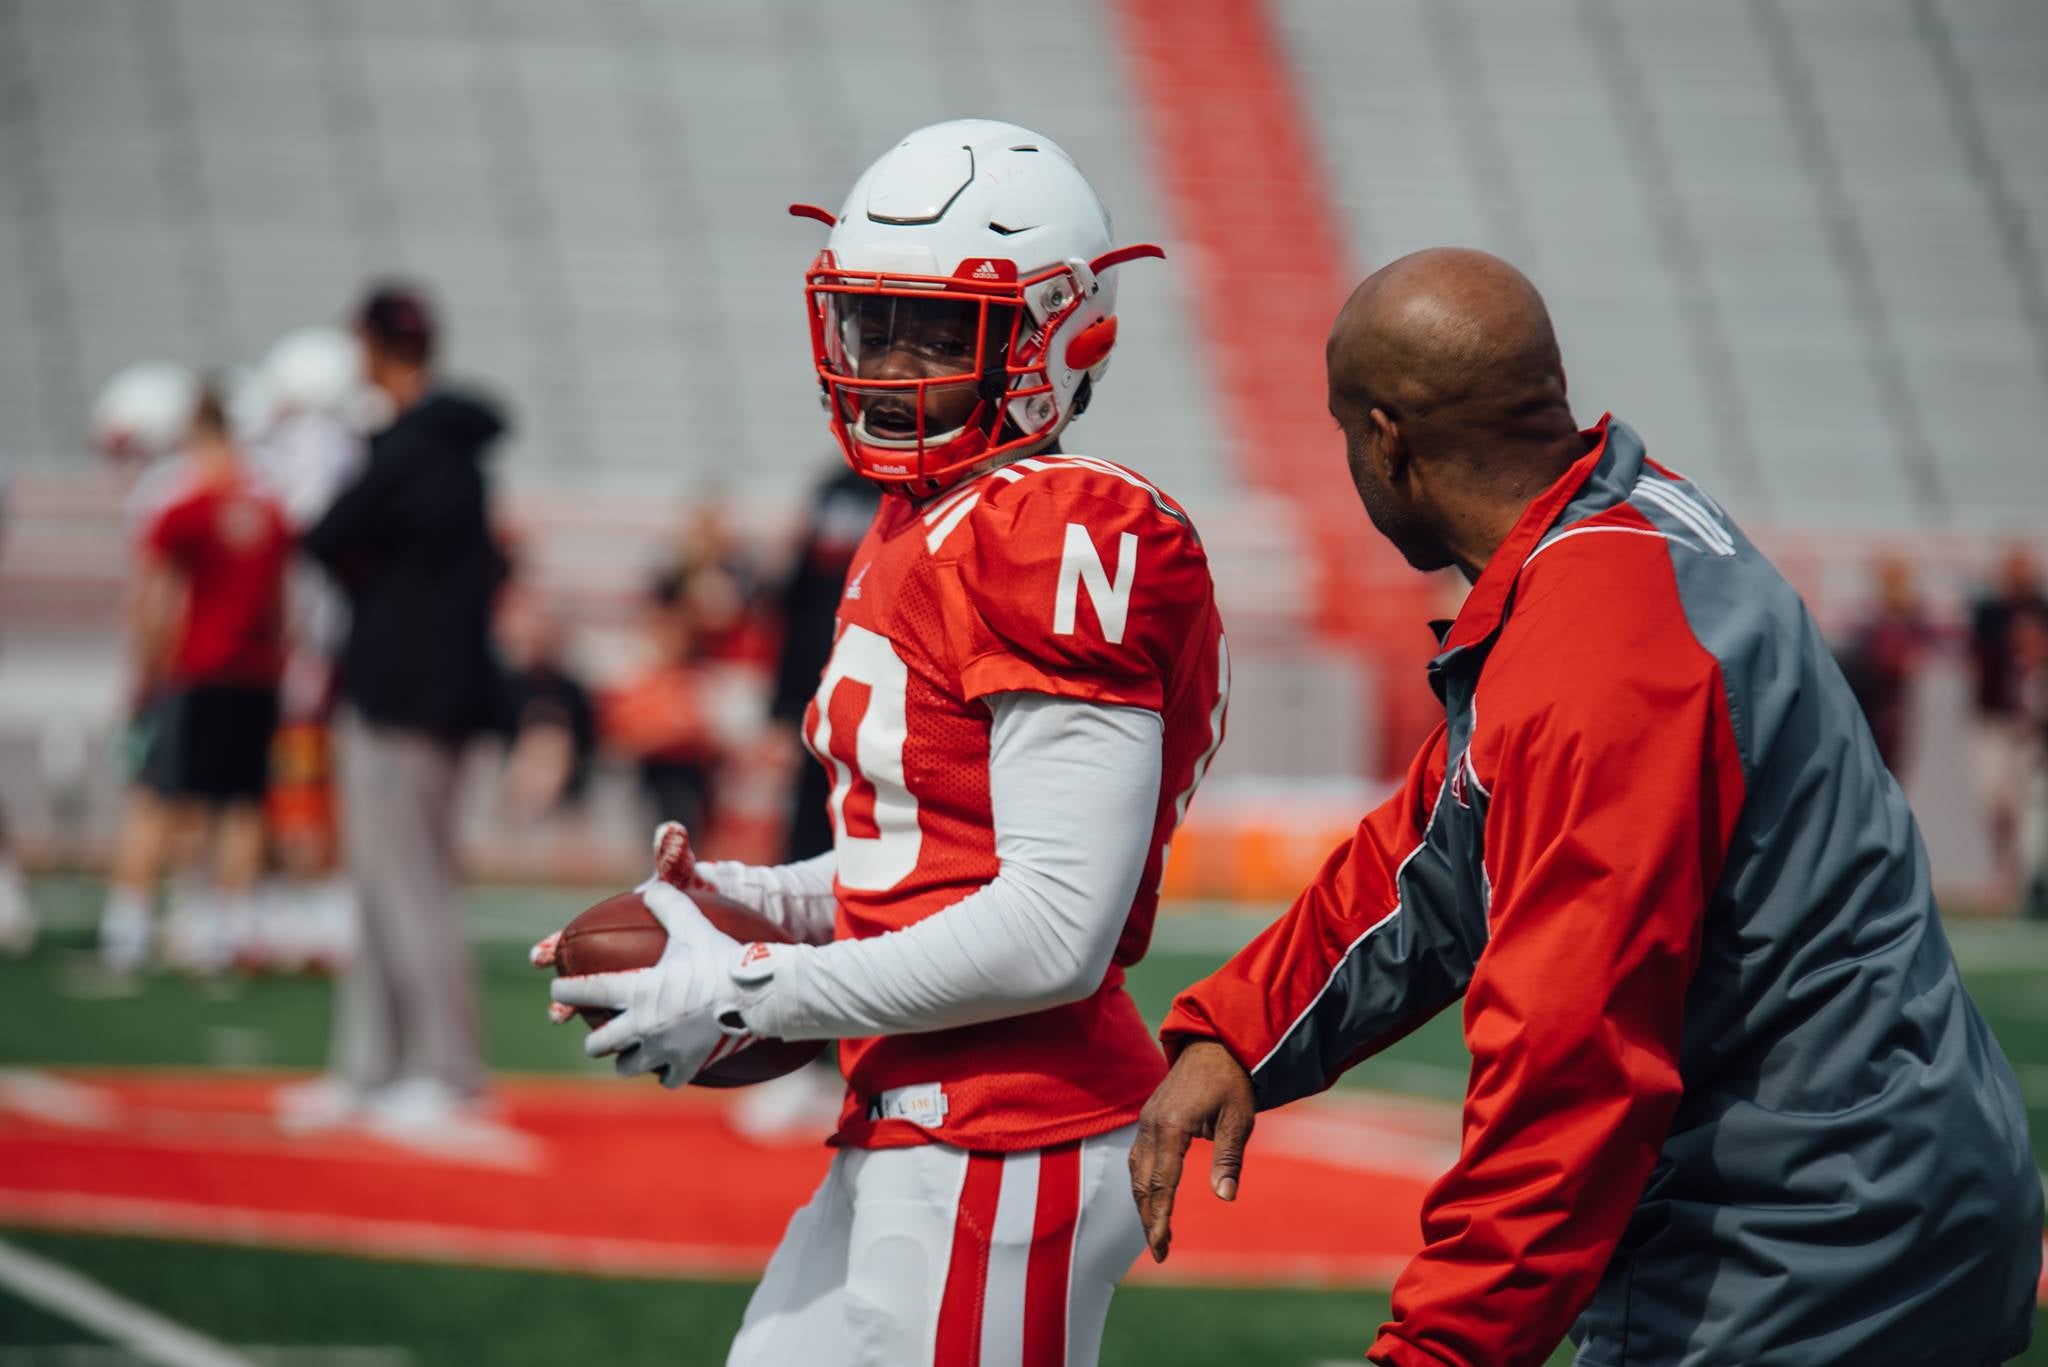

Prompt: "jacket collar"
[1440,412,1616,653]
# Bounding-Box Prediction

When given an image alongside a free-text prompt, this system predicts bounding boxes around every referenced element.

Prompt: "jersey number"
[809,624,922,891]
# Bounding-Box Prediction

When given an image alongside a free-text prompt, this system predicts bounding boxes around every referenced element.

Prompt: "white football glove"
[548,879,754,1088]
[530,820,712,978]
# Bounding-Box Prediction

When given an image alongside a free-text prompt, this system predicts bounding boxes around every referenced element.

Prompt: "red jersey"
[143,470,291,688]
[804,453,1229,1151]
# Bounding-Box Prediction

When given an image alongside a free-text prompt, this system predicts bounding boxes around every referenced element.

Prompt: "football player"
[539,120,1230,1364]
[106,381,292,976]
[245,326,369,971]
[90,362,206,973]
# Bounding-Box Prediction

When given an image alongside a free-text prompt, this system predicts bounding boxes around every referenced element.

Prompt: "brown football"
[555,888,826,1089]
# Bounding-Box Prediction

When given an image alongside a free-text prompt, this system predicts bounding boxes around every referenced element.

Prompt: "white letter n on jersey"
[1054,523,1137,645]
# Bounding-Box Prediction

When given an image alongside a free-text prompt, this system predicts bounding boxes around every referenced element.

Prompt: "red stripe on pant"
[1023,1141,1082,1367]
[935,1152,1005,1365]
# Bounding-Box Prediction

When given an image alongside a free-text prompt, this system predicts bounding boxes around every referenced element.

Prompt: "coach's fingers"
[1209,1098,1255,1203]
[1126,1120,1154,1235]
[546,1001,577,1025]
[1131,1114,1193,1264]
[529,930,562,969]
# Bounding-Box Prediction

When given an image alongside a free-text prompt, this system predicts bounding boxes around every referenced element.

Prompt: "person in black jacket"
[287,284,508,1137]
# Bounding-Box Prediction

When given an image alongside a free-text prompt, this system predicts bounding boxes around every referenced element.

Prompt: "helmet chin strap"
[846,383,1075,499]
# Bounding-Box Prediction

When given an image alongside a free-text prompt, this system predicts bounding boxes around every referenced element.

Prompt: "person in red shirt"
[99,383,290,975]
[1835,555,1936,779]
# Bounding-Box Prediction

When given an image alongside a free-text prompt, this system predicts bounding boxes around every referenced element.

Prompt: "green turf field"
[2,876,2045,1365]
[0,1229,1448,1367]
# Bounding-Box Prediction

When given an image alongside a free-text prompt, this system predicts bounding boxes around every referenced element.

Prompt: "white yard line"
[0,1236,259,1367]
[0,1191,768,1282]
[359,1113,546,1173]
[0,1069,120,1128]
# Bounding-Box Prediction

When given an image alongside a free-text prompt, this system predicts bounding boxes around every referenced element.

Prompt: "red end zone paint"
[1104,0,1447,769]
[0,1071,1432,1286]
[5,1072,2037,1304]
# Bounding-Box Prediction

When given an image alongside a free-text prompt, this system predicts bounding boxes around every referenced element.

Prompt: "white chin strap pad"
[851,411,970,452]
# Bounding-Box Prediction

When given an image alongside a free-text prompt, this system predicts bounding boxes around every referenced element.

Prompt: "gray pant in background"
[334,709,486,1097]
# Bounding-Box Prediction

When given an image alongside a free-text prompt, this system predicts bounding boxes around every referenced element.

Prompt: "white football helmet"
[794,119,1162,495]
[89,362,200,463]
[227,365,280,444]
[263,326,365,421]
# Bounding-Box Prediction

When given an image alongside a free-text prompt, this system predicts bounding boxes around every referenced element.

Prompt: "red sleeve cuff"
[1157,995,1227,1063]
[956,648,1162,711]
[1367,1333,1460,1367]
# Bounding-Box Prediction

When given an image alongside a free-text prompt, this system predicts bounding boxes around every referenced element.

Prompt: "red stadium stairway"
[1108,0,1451,772]
[0,1070,1443,1287]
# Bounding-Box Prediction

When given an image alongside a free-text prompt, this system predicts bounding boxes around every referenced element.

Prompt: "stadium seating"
[5,0,2041,526]
[0,0,2042,889]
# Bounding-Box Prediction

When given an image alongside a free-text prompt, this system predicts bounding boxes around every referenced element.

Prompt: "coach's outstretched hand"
[1128,1040,1256,1264]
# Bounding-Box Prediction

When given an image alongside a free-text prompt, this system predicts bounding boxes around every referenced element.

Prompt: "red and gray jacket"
[1164,417,2040,1367]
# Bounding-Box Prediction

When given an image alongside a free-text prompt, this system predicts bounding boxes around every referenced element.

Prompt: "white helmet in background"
[89,362,200,463]
[794,119,1163,496]
[227,364,280,444]
[262,326,364,422]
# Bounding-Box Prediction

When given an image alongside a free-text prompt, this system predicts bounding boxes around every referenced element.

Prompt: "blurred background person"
[494,540,596,826]
[659,496,773,668]
[0,441,28,955]
[600,564,728,837]
[91,362,206,546]
[1969,545,2048,906]
[288,283,509,1137]
[767,458,881,861]
[598,498,773,846]
[729,457,881,1144]
[99,381,290,976]
[1837,555,1936,780]
[86,364,207,925]
[244,325,370,971]
[2011,604,2048,921]
[0,813,23,958]
[0,816,24,957]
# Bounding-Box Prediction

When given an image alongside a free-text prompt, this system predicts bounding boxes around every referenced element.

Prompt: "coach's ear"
[1369,406,1408,484]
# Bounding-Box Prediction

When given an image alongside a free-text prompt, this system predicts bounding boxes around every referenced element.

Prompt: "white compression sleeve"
[696,851,838,946]
[734,692,1164,1041]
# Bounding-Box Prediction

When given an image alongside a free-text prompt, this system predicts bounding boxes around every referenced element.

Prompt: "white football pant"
[727,1123,1145,1367]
